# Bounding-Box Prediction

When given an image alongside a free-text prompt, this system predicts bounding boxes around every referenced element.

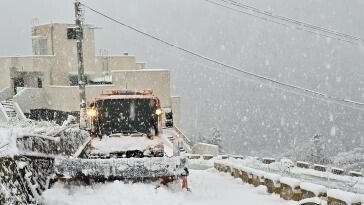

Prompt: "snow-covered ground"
[43,169,295,205]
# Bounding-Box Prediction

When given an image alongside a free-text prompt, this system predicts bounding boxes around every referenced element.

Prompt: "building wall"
[95,55,140,73]
[32,23,96,85]
[192,143,219,156]
[44,85,116,112]
[171,96,181,128]
[13,88,48,114]
[0,87,12,102]
[0,55,56,89]
[112,69,171,107]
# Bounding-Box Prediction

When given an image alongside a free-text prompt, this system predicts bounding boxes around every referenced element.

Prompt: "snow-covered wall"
[13,88,47,114]
[16,126,89,156]
[44,85,116,112]
[95,55,141,71]
[0,55,56,90]
[0,156,55,205]
[32,23,96,86]
[192,143,219,156]
[171,96,181,128]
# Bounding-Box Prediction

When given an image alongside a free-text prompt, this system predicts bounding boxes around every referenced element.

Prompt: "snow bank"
[192,143,219,156]
[298,197,327,205]
[188,157,215,170]
[44,170,295,205]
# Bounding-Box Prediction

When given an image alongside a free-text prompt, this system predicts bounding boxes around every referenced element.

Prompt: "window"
[32,37,48,55]
[67,27,82,39]
[67,27,77,39]
[69,74,88,86]
[37,78,42,88]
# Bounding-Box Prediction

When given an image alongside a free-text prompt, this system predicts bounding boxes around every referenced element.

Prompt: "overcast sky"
[1,0,363,156]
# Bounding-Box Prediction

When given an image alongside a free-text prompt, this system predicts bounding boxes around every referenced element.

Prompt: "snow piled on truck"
[90,135,162,154]
[55,157,186,179]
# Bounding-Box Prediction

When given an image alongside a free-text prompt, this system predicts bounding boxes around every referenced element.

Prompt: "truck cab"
[85,89,165,158]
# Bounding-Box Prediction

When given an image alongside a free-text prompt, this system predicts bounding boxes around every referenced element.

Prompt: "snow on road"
[43,169,295,205]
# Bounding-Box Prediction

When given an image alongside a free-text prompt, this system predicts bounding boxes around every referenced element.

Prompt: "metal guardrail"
[202,155,364,179]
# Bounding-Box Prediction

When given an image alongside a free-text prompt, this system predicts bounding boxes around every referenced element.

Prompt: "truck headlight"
[86,108,97,117]
[155,108,162,115]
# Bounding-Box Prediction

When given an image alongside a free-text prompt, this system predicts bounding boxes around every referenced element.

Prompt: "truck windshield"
[95,98,158,136]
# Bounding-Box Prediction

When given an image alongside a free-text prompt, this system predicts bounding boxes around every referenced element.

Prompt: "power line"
[80,2,364,111]
[204,0,363,45]
[227,0,363,41]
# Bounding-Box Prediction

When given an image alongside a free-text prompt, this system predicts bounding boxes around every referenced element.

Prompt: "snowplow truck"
[55,89,187,184]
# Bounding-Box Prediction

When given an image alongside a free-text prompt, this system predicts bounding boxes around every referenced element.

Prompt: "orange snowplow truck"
[55,89,189,188]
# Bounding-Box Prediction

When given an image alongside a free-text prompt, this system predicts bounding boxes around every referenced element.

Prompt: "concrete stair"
[1,99,17,118]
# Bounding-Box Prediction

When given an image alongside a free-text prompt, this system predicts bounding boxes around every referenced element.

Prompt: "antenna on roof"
[31,18,39,36]
[31,18,39,27]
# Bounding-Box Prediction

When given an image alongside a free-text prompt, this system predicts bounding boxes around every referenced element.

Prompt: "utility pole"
[74,0,87,129]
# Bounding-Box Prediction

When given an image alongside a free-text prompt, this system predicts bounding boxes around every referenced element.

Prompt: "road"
[43,169,296,205]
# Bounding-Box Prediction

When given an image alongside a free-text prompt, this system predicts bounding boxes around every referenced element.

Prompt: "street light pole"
[74,0,87,129]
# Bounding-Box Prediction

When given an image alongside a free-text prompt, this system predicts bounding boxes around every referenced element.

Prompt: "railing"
[214,160,363,204]
[13,101,26,120]
[175,126,193,150]
[189,154,363,180]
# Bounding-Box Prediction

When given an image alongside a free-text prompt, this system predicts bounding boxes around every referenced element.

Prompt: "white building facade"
[0,23,181,127]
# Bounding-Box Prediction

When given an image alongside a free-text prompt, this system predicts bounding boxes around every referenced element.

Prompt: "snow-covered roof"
[90,75,112,83]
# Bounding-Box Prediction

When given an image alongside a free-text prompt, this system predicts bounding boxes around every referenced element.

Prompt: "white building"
[0,23,181,126]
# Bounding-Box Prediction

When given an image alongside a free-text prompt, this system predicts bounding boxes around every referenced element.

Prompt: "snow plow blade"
[54,157,187,182]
